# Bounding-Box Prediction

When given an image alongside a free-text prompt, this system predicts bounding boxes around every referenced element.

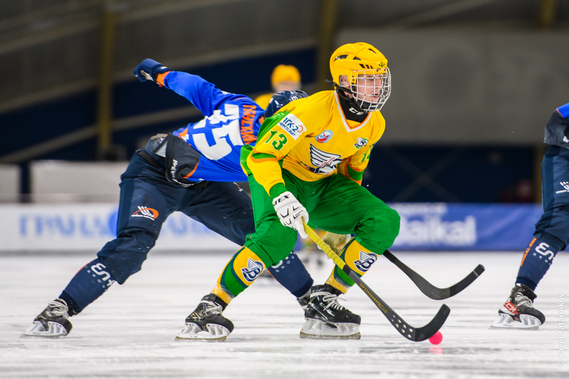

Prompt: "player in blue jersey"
[491,102,569,330]
[23,59,313,337]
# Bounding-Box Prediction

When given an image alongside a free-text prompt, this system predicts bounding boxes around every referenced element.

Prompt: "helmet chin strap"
[336,86,367,115]
[327,80,367,115]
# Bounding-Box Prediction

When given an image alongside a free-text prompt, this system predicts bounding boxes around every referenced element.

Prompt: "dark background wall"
[1,0,567,203]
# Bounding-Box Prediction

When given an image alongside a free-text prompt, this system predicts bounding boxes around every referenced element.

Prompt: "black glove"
[163,134,202,188]
[133,58,171,83]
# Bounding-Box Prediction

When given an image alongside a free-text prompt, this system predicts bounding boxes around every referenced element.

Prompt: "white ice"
[1,250,568,378]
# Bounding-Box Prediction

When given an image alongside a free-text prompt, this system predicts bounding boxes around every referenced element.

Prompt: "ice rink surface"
[1,250,568,379]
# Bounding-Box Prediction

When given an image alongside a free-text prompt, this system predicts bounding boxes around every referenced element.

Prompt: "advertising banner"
[0,203,543,252]
[390,203,542,251]
[1,203,237,252]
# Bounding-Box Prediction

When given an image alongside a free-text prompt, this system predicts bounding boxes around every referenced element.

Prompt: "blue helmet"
[265,90,308,118]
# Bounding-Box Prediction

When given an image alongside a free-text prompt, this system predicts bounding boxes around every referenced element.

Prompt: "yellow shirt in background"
[254,93,273,109]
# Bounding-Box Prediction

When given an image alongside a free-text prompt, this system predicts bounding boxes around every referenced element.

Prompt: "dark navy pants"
[534,146,569,250]
[60,152,312,313]
[97,153,254,283]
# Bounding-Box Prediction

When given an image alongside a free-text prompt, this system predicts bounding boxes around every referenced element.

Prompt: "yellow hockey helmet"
[271,65,301,87]
[329,42,391,111]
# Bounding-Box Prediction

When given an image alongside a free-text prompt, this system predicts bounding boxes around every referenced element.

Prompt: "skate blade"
[176,322,230,342]
[299,319,361,340]
[490,314,541,330]
[21,321,68,338]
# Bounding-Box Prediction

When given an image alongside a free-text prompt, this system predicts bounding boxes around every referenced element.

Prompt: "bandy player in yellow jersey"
[177,42,401,341]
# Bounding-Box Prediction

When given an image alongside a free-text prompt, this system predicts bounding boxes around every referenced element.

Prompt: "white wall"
[30,160,129,203]
[0,164,20,202]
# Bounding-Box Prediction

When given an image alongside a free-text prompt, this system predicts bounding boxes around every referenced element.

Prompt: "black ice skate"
[296,288,311,310]
[176,293,234,341]
[23,299,73,337]
[491,284,546,330]
[300,284,361,339]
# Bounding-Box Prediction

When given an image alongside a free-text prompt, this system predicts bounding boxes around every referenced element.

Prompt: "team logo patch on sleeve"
[354,138,369,149]
[278,114,306,140]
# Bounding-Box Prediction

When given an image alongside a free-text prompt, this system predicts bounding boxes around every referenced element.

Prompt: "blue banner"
[389,203,543,251]
[0,203,545,252]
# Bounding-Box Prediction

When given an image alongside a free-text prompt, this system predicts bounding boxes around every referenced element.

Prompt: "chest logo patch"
[315,130,333,143]
[301,144,342,174]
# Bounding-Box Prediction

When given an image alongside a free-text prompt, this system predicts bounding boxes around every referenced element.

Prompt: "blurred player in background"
[492,102,569,330]
[23,59,313,337]
[254,64,302,109]
[178,42,400,341]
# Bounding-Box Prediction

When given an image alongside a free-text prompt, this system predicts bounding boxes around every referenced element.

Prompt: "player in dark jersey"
[23,59,313,337]
[492,102,569,330]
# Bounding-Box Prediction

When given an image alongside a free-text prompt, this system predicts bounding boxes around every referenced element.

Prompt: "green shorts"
[244,169,400,266]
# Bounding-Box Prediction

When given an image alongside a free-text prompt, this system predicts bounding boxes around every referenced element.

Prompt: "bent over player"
[178,42,400,341]
[492,102,569,330]
[24,59,313,337]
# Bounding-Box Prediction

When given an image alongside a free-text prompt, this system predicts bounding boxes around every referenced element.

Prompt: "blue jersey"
[162,71,264,182]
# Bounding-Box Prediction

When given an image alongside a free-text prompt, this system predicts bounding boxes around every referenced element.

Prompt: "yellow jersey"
[246,90,386,196]
[254,93,273,109]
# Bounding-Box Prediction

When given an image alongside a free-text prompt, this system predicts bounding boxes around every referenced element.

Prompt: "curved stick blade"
[383,250,485,300]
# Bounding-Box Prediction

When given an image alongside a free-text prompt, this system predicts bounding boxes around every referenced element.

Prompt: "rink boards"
[0,202,542,252]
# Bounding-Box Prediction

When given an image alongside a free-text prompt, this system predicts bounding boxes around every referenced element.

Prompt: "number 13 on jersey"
[265,130,288,150]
